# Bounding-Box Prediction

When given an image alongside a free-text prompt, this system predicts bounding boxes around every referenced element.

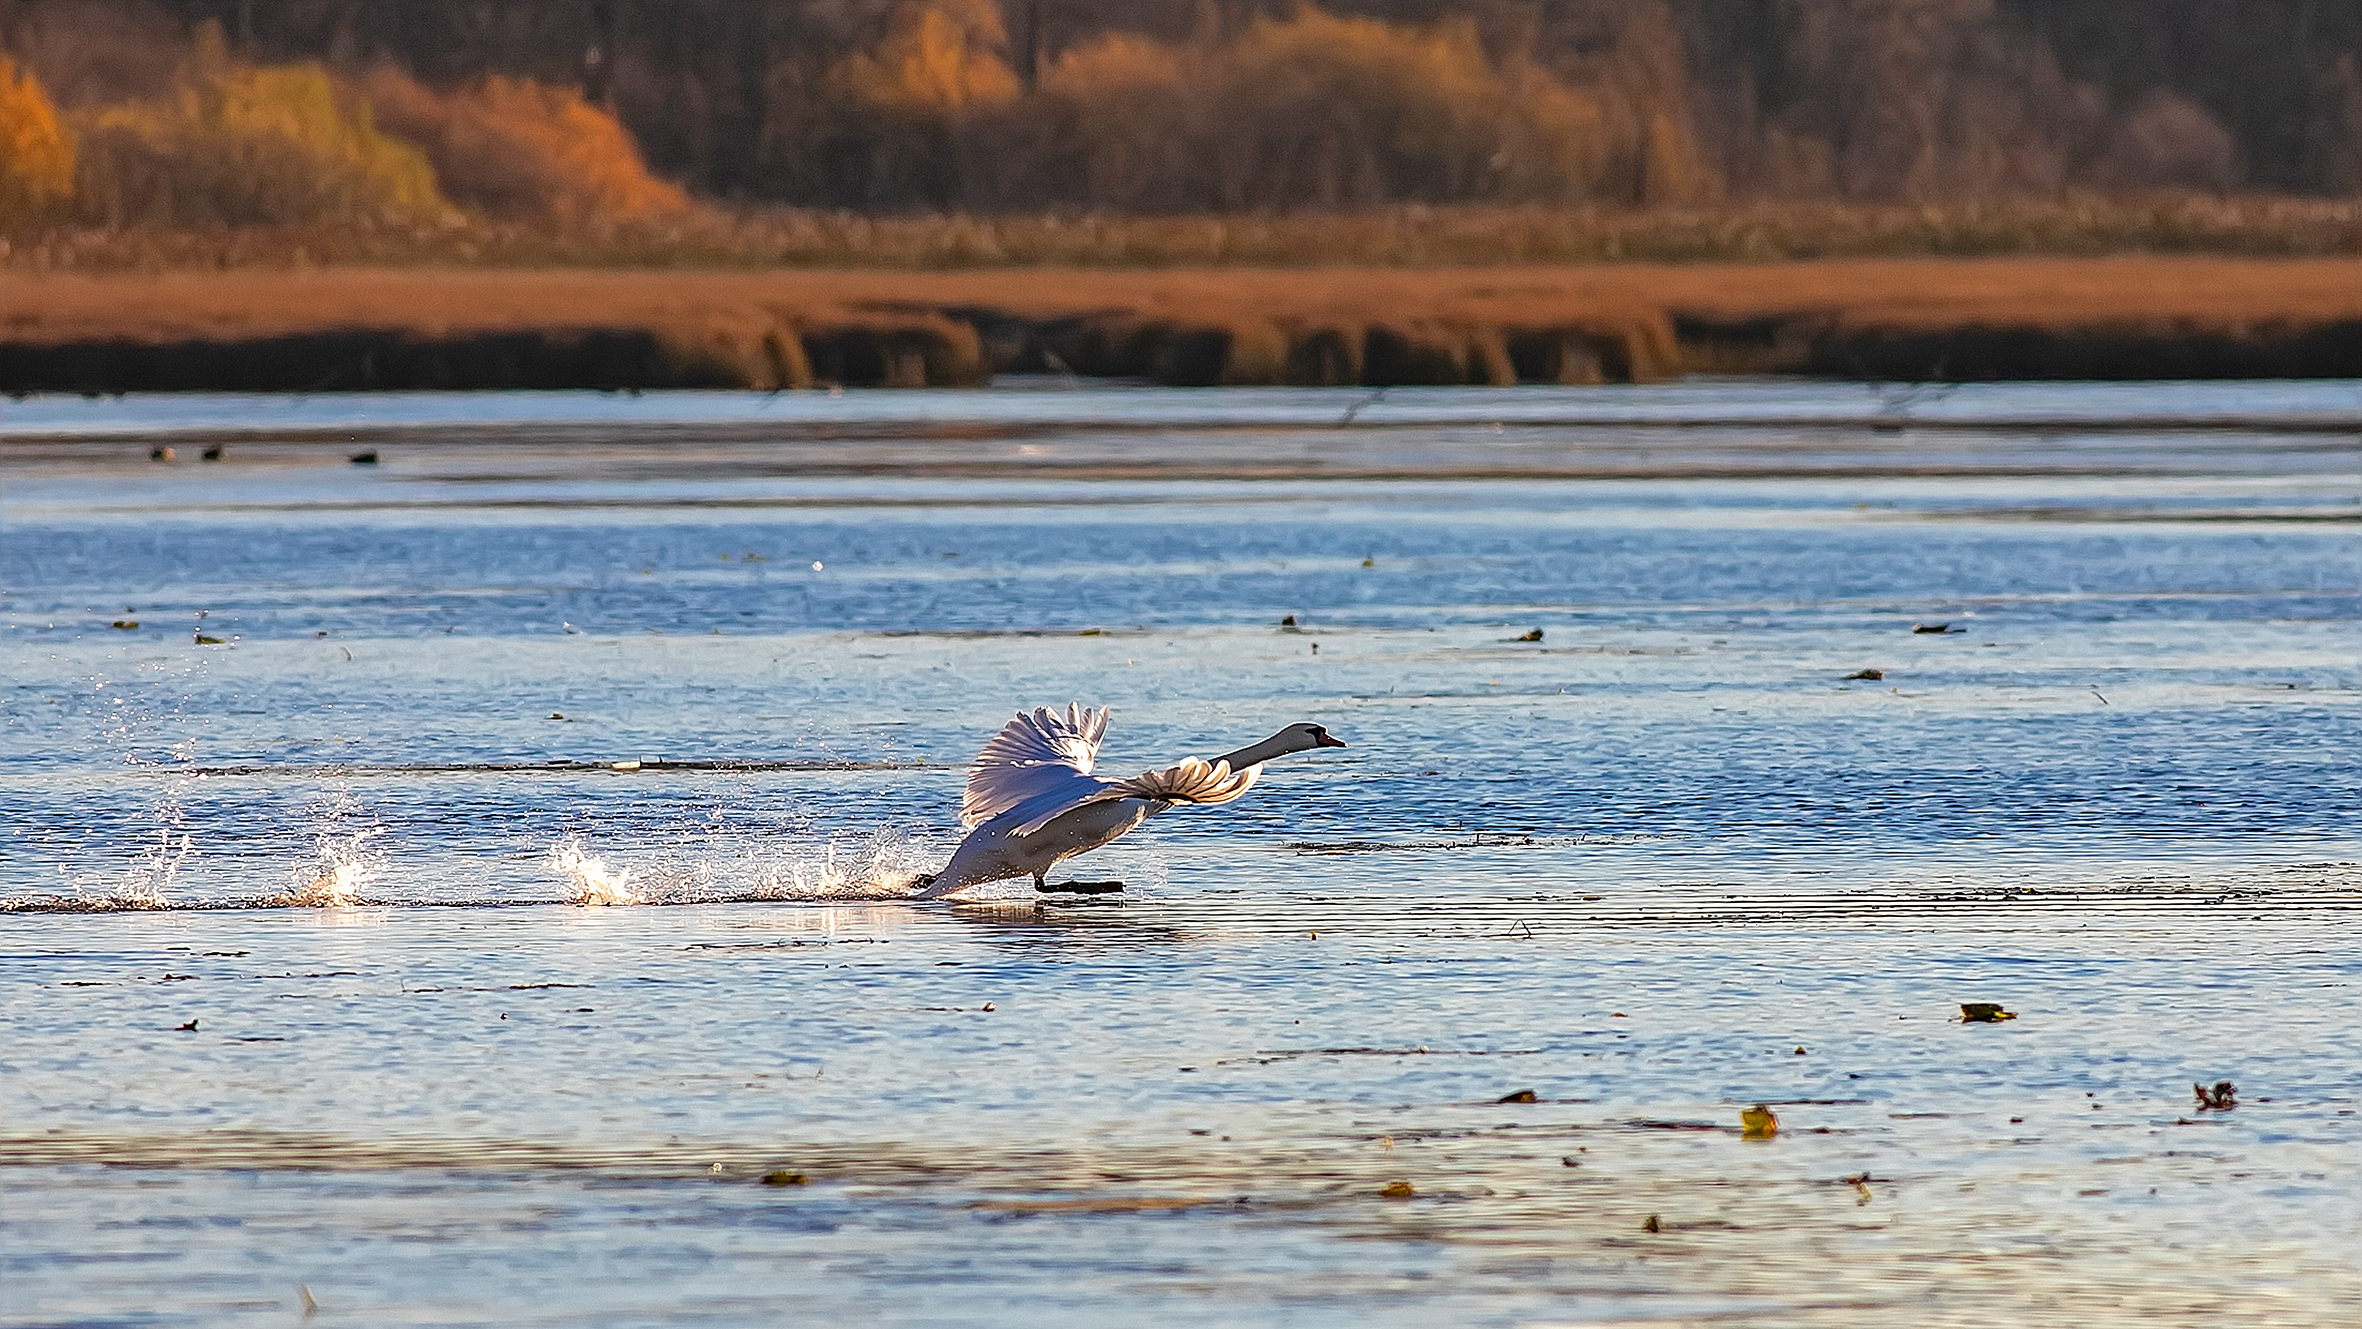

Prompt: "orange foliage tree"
[356,67,689,225]
[0,53,76,226]
[760,0,1018,208]
[759,4,1715,212]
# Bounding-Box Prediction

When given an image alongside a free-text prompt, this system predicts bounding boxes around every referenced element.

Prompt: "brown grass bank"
[2,256,2357,392]
[7,197,2360,273]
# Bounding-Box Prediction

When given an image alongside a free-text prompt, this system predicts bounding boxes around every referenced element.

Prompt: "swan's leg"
[1037,880,1125,894]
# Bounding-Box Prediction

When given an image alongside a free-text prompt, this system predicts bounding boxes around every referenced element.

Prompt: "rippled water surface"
[4,381,2359,1326]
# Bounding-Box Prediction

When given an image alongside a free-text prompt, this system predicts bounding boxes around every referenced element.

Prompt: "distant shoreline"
[3,256,2356,392]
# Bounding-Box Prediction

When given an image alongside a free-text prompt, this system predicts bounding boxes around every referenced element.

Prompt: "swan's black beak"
[1314,732,1347,747]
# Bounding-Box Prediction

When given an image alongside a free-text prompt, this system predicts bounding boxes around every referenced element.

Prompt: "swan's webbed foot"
[1036,880,1126,895]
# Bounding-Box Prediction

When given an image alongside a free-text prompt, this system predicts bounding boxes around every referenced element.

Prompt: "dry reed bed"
[3,256,2358,392]
[5,196,2359,274]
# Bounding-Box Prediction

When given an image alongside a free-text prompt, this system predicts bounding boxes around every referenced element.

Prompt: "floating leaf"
[1741,1103,1779,1138]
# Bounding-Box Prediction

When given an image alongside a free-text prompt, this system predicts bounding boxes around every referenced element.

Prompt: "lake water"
[3,381,2358,1326]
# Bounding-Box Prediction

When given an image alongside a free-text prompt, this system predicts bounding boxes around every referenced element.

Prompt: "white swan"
[913,703,1345,897]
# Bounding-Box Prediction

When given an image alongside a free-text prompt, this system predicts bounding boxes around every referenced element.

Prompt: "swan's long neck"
[1213,729,1309,769]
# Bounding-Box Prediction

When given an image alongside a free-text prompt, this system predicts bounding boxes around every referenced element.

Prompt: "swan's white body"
[916,704,1343,898]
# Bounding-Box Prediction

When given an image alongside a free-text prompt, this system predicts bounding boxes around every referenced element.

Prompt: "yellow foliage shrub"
[758,1,1017,209]
[829,0,1019,115]
[357,67,689,225]
[0,54,77,225]
[71,50,445,227]
[990,9,1630,211]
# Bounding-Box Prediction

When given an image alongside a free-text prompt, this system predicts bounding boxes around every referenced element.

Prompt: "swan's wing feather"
[1003,758,1261,837]
[962,704,1112,827]
[1109,756,1261,806]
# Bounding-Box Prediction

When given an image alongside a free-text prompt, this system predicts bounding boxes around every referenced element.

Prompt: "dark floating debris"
[1037,880,1125,894]
[1516,628,1545,642]
[1912,622,1962,634]
[174,1018,198,1031]
[1379,1181,1416,1199]
[1960,1003,2018,1023]
[2192,1080,2237,1111]
[350,450,380,465]
[760,1170,809,1186]
[201,445,224,461]
[1642,1214,1662,1233]
[194,634,225,645]
[1279,614,1298,627]
[111,620,138,630]
[1497,1089,1539,1103]
[149,445,175,462]
[1844,668,1884,680]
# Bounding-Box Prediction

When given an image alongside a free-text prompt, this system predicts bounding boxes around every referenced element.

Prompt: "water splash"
[549,836,642,906]
[111,827,192,907]
[538,828,933,907]
[751,827,930,900]
[279,827,387,907]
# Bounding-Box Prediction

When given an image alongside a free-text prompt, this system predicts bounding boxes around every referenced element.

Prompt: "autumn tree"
[0,51,73,225]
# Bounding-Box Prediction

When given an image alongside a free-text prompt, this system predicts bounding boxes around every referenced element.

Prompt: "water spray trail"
[548,836,642,906]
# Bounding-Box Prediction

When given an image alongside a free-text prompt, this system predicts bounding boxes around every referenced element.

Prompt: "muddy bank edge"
[3,260,2355,391]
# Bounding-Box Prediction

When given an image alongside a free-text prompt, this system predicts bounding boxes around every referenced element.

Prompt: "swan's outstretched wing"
[1008,757,1261,836]
[961,703,1113,828]
[1108,757,1260,806]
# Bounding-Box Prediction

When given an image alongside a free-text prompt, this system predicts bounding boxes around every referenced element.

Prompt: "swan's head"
[1256,722,1346,759]
[1210,722,1346,769]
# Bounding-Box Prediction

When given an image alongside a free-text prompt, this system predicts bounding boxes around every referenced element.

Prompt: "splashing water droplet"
[548,836,642,906]
[115,828,193,907]
[284,827,386,907]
